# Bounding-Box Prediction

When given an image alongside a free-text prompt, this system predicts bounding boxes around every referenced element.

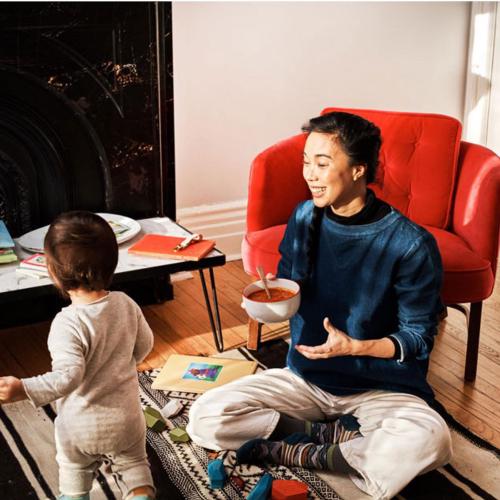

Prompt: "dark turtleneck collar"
[325,189,391,225]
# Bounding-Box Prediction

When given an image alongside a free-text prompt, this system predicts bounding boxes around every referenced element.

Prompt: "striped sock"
[305,414,362,444]
[236,439,336,470]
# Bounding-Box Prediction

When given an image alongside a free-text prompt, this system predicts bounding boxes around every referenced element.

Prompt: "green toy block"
[143,406,166,432]
[169,426,191,443]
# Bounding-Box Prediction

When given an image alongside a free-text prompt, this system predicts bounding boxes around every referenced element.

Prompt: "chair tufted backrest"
[321,107,462,229]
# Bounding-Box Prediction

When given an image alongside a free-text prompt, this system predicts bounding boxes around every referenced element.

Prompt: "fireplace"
[0,2,175,238]
[0,2,176,323]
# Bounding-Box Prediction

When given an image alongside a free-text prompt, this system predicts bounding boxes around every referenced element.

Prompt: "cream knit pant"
[55,425,154,497]
[187,368,452,500]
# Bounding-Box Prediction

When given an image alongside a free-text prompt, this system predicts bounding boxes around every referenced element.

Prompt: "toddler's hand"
[0,376,27,404]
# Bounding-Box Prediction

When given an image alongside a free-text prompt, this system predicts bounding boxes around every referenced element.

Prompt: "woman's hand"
[0,376,27,404]
[295,317,356,359]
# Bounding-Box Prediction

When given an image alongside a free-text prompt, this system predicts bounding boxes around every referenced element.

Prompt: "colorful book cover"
[128,234,216,261]
[151,354,257,393]
[20,253,47,270]
[18,253,48,275]
[0,220,15,249]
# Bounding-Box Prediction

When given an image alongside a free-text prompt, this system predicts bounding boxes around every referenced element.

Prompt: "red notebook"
[127,234,216,261]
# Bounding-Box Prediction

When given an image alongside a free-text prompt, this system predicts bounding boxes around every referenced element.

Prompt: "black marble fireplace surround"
[0,2,175,238]
[0,2,176,324]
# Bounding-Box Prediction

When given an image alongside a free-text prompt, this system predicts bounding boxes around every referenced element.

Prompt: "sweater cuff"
[21,377,49,408]
[388,335,404,362]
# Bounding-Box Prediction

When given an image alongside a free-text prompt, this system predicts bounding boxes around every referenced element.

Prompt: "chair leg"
[438,306,448,322]
[464,302,483,382]
[247,319,262,351]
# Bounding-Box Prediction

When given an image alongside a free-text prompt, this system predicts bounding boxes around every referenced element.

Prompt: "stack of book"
[0,220,18,264]
[16,253,49,279]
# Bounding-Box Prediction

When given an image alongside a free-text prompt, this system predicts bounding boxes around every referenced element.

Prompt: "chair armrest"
[452,141,500,275]
[246,133,309,232]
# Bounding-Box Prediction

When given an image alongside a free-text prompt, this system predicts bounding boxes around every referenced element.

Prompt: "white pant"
[187,368,452,500]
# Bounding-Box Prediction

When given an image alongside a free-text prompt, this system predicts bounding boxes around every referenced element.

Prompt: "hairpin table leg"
[199,268,224,352]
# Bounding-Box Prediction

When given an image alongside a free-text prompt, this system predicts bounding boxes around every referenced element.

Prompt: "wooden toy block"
[230,475,245,491]
[143,406,166,432]
[169,427,191,443]
[271,479,308,500]
[247,472,272,500]
[207,459,226,489]
[159,399,184,419]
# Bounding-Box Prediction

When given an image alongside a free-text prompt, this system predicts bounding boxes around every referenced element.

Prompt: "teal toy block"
[207,459,226,489]
[143,406,166,432]
[169,427,191,443]
[247,473,272,500]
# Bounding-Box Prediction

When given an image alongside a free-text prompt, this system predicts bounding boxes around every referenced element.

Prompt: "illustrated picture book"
[128,234,216,261]
[16,253,49,278]
[151,354,257,393]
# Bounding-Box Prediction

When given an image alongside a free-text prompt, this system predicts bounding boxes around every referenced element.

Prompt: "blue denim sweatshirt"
[277,200,443,402]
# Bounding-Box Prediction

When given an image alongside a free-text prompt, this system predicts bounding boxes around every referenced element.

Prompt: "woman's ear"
[352,164,367,181]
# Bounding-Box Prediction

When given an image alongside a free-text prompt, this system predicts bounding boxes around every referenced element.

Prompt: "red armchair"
[242,107,500,382]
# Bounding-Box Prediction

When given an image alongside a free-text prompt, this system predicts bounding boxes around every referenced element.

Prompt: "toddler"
[0,211,155,500]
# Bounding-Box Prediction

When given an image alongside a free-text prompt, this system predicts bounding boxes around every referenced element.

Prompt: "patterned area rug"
[1,339,499,499]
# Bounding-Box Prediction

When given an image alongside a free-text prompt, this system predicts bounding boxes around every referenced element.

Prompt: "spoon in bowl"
[256,265,272,299]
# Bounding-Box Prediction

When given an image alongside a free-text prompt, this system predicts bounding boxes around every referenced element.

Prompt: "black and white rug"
[1,339,498,499]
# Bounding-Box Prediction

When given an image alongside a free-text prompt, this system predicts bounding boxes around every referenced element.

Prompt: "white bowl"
[242,278,301,323]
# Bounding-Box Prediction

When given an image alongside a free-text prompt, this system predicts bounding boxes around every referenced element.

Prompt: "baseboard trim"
[176,199,247,261]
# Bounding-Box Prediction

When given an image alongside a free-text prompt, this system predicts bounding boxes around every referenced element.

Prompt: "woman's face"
[302,132,365,210]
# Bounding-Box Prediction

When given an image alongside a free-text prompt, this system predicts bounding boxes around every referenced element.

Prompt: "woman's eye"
[318,163,328,168]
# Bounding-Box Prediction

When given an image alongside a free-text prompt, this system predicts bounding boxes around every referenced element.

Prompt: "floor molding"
[176,199,246,261]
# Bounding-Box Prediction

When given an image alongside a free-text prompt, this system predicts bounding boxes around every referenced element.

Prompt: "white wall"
[172,2,470,256]
[489,7,500,154]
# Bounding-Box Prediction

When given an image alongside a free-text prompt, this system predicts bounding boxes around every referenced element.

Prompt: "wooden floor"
[0,260,498,447]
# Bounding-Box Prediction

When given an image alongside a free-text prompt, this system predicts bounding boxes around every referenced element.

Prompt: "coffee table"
[0,217,227,351]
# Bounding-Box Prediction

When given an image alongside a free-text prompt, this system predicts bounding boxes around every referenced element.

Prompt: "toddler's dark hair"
[44,211,118,297]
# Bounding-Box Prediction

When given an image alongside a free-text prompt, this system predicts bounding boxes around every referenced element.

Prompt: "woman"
[187,112,452,499]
